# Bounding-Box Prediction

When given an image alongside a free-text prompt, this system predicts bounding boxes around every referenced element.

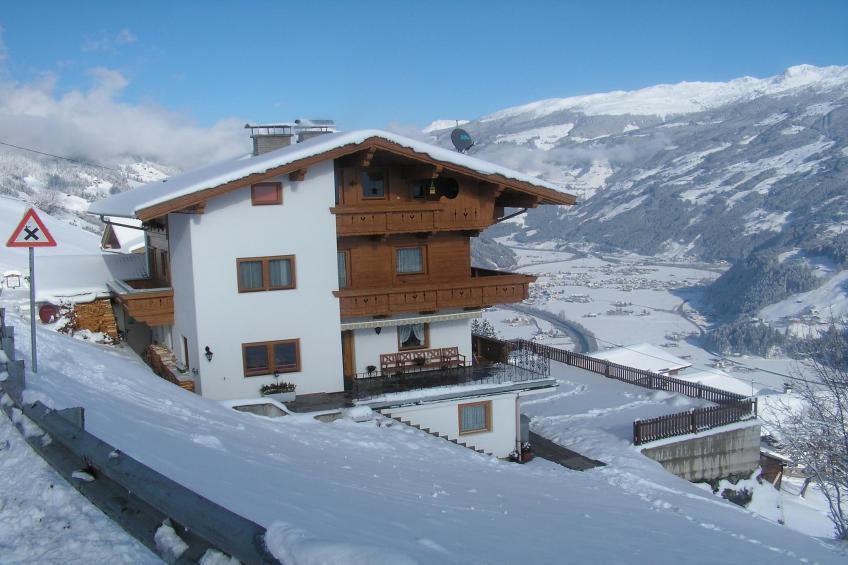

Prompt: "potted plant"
[260,380,296,403]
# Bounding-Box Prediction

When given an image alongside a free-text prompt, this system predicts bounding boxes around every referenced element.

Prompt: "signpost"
[6,208,57,372]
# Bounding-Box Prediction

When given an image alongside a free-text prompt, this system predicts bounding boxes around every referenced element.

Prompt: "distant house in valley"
[590,343,692,375]
[87,122,575,457]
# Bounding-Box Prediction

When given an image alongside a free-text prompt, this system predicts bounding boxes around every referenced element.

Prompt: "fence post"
[689,409,697,434]
[633,420,640,445]
[604,362,610,378]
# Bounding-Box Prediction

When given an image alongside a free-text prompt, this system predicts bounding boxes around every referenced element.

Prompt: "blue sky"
[1,0,847,132]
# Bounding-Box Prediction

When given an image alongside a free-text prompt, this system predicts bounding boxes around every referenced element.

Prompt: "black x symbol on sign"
[24,226,40,241]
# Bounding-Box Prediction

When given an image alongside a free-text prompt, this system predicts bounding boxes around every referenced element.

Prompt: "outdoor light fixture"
[374,326,382,335]
[205,346,213,362]
[428,179,437,196]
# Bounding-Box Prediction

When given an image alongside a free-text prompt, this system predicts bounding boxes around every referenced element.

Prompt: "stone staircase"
[381,411,491,456]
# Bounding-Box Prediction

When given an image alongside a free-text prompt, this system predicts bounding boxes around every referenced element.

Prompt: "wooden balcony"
[331,204,491,236]
[107,279,174,326]
[335,269,536,318]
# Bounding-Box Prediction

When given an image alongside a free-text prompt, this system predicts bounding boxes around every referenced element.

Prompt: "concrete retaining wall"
[640,423,761,482]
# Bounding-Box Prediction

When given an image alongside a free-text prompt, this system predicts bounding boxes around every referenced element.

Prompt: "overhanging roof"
[88,129,576,221]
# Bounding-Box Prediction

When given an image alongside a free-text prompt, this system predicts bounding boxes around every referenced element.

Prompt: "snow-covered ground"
[0,410,158,563]
[0,294,844,562]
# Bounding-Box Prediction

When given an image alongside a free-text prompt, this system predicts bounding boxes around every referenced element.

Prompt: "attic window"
[251,182,282,205]
[361,170,386,199]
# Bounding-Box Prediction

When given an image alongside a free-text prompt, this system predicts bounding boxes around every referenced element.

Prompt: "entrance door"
[341,330,355,382]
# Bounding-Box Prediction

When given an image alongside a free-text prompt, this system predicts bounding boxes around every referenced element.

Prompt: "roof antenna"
[450,128,474,154]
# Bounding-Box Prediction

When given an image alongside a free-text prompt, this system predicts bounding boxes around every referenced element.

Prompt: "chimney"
[295,119,336,143]
[245,124,294,155]
[246,120,337,155]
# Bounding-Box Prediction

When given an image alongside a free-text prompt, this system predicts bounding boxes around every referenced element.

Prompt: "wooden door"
[341,330,355,381]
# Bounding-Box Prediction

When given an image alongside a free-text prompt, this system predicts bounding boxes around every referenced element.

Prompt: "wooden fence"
[472,334,758,446]
[632,399,758,445]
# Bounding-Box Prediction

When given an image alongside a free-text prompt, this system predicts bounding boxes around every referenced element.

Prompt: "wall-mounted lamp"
[428,179,437,196]
[204,346,214,362]
[374,326,382,335]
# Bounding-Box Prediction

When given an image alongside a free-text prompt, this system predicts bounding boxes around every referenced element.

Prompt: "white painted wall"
[384,392,519,457]
[168,160,344,400]
[352,316,472,374]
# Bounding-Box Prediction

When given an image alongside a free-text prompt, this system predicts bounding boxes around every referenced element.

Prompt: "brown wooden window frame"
[236,255,296,293]
[242,338,301,377]
[458,400,492,436]
[394,245,426,276]
[251,182,283,206]
[397,323,430,351]
[359,168,388,200]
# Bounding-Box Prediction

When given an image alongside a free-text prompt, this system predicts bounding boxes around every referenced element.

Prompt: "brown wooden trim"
[135,137,575,221]
[236,255,296,292]
[288,169,306,182]
[335,272,536,298]
[458,400,492,435]
[396,322,430,351]
[242,338,301,377]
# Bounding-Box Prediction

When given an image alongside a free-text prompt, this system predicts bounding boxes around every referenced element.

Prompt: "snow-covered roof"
[88,129,574,219]
[101,217,145,254]
[36,253,147,304]
[675,370,755,397]
[590,343,692,374]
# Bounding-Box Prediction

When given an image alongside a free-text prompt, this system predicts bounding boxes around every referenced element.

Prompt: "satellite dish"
[451,128,474,153]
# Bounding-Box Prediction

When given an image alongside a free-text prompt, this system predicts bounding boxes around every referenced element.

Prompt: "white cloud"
[0,67,247,169]
[82,28,138,53]
[0,25,8,61]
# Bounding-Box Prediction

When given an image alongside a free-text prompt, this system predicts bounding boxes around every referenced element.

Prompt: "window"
[458,401,492,435]
[396,247,424,274]
[337,250,349,289]
[398,323,428,350]
[243,339,301,377]
[251,182,282,205]
[237,256,296,292]
[361,170,386,199]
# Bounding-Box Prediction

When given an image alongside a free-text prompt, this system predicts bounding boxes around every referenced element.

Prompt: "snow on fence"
[472,334,758,446]
[0,309,281,564]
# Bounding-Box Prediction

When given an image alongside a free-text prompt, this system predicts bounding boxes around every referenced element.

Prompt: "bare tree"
[766,322,848,539]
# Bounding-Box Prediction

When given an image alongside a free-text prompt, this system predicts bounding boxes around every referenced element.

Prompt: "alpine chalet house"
[88,122,575,457]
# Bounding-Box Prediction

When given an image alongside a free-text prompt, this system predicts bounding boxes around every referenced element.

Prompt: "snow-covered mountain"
[429,64,848,318]
[430,64,848,260]
[0,146,175,230]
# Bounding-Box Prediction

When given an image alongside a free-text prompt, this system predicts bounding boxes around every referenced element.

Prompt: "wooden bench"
[380,347,467,374]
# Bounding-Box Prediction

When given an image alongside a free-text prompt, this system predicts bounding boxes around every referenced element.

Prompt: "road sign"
[6,207,58,373]
[6,208,57,247]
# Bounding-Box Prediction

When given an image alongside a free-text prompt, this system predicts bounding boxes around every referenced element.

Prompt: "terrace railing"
[472,334,759,446]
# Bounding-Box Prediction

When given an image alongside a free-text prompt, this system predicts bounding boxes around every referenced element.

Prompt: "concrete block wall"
[640,423,761,482]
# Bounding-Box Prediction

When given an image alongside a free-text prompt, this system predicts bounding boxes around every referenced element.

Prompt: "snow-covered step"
[383,413,490,455]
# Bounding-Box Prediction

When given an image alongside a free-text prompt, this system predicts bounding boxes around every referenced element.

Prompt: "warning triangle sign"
[6,208,58,248]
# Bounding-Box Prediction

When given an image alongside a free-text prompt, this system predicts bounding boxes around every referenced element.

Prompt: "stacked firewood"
[71,299,119,340]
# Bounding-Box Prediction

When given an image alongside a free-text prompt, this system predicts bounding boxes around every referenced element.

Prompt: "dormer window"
[251,182,282,205]
[361,170,386,199]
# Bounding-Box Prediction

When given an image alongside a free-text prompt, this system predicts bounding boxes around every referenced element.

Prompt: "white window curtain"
[268,259,292,287]
[240,261,263,289]
[337,252,347,289]
[460,404,486,433]
[396,247,422,273]
[399,323,425,348]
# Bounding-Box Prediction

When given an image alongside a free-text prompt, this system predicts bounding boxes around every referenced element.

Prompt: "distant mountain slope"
[430,65,848,263]
[429,65,848,320]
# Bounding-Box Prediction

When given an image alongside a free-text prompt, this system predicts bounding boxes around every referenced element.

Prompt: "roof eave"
[134,136,576,221]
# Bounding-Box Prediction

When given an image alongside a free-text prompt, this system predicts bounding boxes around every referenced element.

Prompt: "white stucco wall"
[352,316,472,374]
[168,160,344,400]
[384,392,519,457]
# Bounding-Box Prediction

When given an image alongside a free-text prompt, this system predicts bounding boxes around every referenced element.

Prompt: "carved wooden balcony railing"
[331,204,491,236]
[107,279,174,326]
[335,270,536,318]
